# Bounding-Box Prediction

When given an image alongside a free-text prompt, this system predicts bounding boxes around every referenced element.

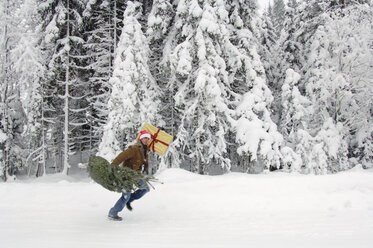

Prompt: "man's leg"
[109,191,131,218]
[127,179,149,210]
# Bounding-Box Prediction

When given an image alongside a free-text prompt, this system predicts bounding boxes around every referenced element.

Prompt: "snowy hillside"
[1,168,373,248]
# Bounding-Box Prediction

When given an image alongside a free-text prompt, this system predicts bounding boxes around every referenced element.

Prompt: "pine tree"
[12,0,48,177]
[258,11,278,88]
[82,0,117,156]
[336,3,373,169]
[303,2,373,172]
[277,0,373,173]
[38,0,87,175]
[82,1,133,158]
[87,156,157,193]
[279,0,313,80]
[258,10,284,126]
[228,0,284,173]
[97,1,161,162]
[0,0,28,181]
[271,0,286,36]
[147,0,177,170]
[166,0,246,174]
[280,69,312,172]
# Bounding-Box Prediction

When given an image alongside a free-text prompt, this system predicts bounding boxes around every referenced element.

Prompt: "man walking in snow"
[108,130,152,221]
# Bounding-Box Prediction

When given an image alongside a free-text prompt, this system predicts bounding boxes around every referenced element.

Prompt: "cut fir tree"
[87,156,157,193]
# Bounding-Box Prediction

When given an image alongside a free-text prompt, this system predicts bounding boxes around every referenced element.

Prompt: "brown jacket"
[111,141,149,173]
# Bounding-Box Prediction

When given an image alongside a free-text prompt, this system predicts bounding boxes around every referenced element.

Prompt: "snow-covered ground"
[1,167,373,248]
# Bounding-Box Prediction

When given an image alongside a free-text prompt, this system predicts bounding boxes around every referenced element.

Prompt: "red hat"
[139,130,151,140]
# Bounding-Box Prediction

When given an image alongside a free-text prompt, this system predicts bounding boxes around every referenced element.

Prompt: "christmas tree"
[87,156,157,193]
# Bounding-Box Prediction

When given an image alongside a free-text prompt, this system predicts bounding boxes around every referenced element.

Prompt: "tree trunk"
[62,0,71,175]
[1,0,10,182]
[41,100,47,176]
[113,1,117,57]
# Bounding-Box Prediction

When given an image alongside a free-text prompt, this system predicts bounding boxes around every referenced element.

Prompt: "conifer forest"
[1,0,372,181]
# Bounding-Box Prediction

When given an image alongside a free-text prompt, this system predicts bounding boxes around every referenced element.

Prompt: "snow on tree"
[356,124,373,169]
[1,0,372,180]
[12,0,48,177]
[287,104,349,175]
[280,69,311,171]
[302,3,373,173]
[275,1,373,173]
[0,0,27,181]
[97,1,161,162]
[293,118,349,175]
[325,3,373,169]
[279,0,303,75]
[258,11,278,88]
[235,75,284,172]
[227,0,284,173]
[271,0,286,36]
[281,69,311,138]
[166,0,250,174]
[147,0,174,41]
[257,9,284,126]
[303,23,351,172]
[147,0,178,171]
[82,0,118,155]
[37,0,88,175]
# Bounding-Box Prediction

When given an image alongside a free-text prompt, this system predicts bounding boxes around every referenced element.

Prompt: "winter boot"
[126,202,133,211]
[108,215,123,221]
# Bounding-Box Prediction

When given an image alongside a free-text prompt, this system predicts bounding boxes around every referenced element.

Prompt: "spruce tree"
[147,0,177,170]
[280,69,312,172]
[166,0,243,174]
[258,10,284,126]
[271,0,286,36]
[303,2,373,172]
[82,0,117,156]
[13,0,48,177]
[87,156,157,193]
[38,0,87,175]
[228,0,284,173]
[277,0,373,173]
[97,1,161,162]
[0,0,28,181]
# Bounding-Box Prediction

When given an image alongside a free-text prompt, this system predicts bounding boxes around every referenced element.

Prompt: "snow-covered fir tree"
[257,8,284,126]
[38,0,88,175]
[82,0,117,155]
[303,2,373,172]
[12,0,48,177]
[228,0,284,173]
[278,0,373,173]
[271,0,286,36]
[147,0,178,171]
[258,10,278,89]
[336,3,373,169]
[167,0,244,174]
[0,0,28,181]
[98,1,161,162]
[280,69,311,172]
[279,0,302,74]
[1,0,373,180]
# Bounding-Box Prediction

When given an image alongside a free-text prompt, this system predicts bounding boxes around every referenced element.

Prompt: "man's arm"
[111,147,133,166]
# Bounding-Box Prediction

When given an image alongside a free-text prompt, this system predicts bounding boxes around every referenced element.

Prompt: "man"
[108,130,152,221]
